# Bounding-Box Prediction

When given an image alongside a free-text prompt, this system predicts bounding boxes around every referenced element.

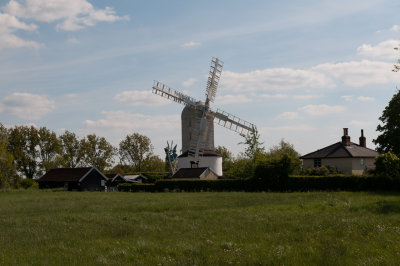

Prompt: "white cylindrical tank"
[177,151,222,176]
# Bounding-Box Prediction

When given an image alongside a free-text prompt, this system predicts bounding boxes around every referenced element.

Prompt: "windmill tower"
[152,58,255,176]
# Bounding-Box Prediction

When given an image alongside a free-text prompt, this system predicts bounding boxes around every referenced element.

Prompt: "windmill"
[152,58,255,176]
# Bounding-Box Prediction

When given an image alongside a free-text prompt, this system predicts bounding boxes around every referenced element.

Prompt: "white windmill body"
[152,58,255,176]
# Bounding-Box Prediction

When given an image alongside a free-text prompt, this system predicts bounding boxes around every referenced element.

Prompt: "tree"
[141,155,165,172]
[239,126,265,161]
[373,89,400,156]
[393,45,400,72]
[119,133,153,172]
[267,139,301,173]
[37,127,61,173]
[0,124,18,188]
[81,134,116,171]
[7,125,40,179]
[215,145,234,174]
[58,130,83,168]
[374,152,400,179]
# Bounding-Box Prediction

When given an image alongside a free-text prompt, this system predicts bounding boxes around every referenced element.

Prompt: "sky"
[0,0,400,158]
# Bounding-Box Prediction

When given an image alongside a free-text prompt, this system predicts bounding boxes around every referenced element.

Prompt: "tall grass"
[0,190,399,265]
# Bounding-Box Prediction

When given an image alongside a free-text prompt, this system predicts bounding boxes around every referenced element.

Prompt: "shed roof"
[300,142,379,159]
[104,173,126,182]
[38,167,107,182]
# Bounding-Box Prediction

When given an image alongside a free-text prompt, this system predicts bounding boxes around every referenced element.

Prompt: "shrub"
[18,178,38,189]
[374,152,400,179]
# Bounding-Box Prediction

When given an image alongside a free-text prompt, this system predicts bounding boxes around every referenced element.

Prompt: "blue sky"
[1,0,400,158]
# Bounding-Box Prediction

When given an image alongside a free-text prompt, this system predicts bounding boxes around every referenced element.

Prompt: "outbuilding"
[300,128,380,175]
[37,167,108,191]
[104,173,127,191]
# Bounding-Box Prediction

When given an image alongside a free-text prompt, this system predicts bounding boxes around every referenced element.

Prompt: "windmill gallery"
[152,58,256,177]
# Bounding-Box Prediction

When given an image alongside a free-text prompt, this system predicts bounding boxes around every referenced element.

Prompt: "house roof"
[300,141,380,159]
[104,173,126,182]
[38,167,108,183]
[38,167,94,182]
[171,167,210,179]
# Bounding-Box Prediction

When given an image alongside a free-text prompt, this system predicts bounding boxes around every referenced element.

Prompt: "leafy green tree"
[393,45,400,72]
[267,139,301,173]
[7,125,40,179]
[37,127,61,173]
[239,126,265,162]
[374,152,400,179]
[215,145,234,174]
[141,155,165,172]
[58,130,83,168]
[0,125,18,188]
[225,156,254,179]
[81,134,116,171]
[119,133,153,172]
[373,89,400,156]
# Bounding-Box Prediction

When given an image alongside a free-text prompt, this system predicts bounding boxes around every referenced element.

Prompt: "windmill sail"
[152,80,197,107]
[206,58,223,103]
[213,109,254,135]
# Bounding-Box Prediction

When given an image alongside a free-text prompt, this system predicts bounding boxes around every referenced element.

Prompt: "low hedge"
[119,175,400,192]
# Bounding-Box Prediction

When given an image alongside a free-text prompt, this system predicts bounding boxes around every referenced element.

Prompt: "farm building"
[37,167,108,191]
[171,167,218,179]
[104,173,127,192]
[300,128,380,175]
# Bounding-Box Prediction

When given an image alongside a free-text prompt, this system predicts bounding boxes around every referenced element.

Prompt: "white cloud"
[182,78,197,87]
[299,104,346,116]
[313,60,400,87]
[0,12,41,50]
[341,95,353,101]
[220,68,335,92]
[67,37,80,44]
[181,41,201,48]
[114,90,170,106]
[357,40,400,60]
[261,93,320,100]
[260,125,315,134]
[0,92,55,119]
[3,0,129,31]
[215,94,252,105]
[276,112,301,120]
[348,120,375,127]
[220,58,400,94]
[390,25,400,32]
[357,96,375,102]
[81,111,180,136]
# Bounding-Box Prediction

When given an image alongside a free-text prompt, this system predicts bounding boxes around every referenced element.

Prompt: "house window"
[314,158,321,167]
[360,158,364,166]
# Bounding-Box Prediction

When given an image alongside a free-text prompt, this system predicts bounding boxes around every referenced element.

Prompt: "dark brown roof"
[300,142,380,159]
[171,167,209,179]
[38,167,94,182]
[178,150,221,158]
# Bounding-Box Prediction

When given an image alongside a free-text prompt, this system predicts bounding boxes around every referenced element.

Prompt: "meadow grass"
[0,190,400,265]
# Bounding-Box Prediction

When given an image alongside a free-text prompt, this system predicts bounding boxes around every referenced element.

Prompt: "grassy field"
[0,190,400,265]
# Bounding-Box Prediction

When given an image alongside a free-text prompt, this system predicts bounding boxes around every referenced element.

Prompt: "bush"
[301,165,341,176]
[374,152,400,179]
[18,178,38,189]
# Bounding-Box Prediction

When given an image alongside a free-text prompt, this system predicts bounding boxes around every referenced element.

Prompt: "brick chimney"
[359,129,366,148]
[341,128,351,146]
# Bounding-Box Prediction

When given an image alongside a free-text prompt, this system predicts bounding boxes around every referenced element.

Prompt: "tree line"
[0,125,164,187]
